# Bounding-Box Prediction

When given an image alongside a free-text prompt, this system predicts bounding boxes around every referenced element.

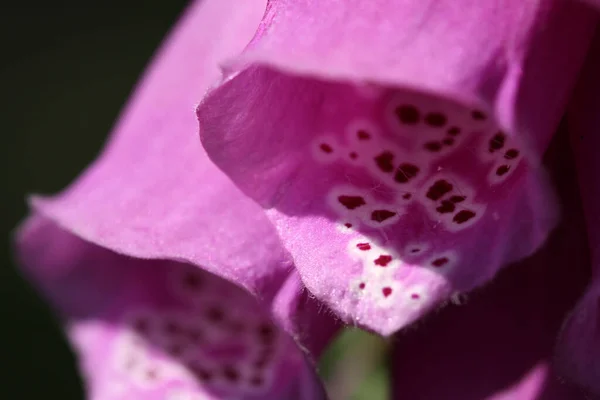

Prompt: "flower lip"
[15,215,330,400]
[198,0,595,336]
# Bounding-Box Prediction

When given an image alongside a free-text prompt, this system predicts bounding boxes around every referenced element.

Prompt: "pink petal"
[16,215,328,400]
[198,0,595,334]
[19,0,338,374]
[390,132,592,399]
[31,0,279,296]
[555,31,600,396]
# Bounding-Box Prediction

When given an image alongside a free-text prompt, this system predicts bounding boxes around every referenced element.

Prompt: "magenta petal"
[198,0,594,334]
[15,0,339,392]
[29,0,284,297]
[584,0,600,10]
[271,272,342,358]
[16,215,328,400]
[390,138,591,399]
[556,32,600,396]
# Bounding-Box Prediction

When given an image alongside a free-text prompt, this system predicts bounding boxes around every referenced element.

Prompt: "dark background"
[1,3,188,398]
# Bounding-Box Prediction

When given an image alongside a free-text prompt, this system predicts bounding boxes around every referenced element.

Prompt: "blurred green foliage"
[0,3,388,399]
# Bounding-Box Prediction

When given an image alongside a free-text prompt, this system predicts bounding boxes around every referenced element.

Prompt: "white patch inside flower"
[347,237,375,259]
[402,284,429,310]
[336,219,358,234]
[373,279,402,308]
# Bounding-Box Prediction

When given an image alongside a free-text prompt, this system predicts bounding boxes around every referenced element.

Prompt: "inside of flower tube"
[199,66,557,334]
[96,264,302,399]
[20,218,308,400]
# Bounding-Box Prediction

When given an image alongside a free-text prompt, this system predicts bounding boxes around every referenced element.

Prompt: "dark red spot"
[146,369,158,380]
[349,152,358,159]
[496,165,511,176]
[250,376,264,387]
[254,354,271,369]
[206,307,224,322]
[189,364,212,381]
[357,130,371,140]
[124,357,138,370]
[436,200,455,214]
[227,321,245,332]
[410,248,421,253]
[431,257,449,267]
[402,193,412,200]
[424,141,442,152]
[358,282,366,290]
[471,110,486,120]
[183,271,203,290]
[338,195,366,210]
[356,243,371,251]
[344,223,353,228]
[424,112,447,127]
[449,195,466,203]
[374,151,395,173]
[453,210,476,224]
[447,126,461,136]
[395,104,420,124]
[164,320,182,335]
[258,324,276,343]
[442,138,454,146]
[382,287,393,297]
[394,163,420,183]
[223,366,240,382]
[187,329,203,343]
[504,149,520,160]
[167,343,184,356]
[320,143,333,153]
[426,179,453,201]
[374,255,393,266]
[411,293,421,299]
[489,132,506,152]
[371,209,397,222]
[132,318,149,333]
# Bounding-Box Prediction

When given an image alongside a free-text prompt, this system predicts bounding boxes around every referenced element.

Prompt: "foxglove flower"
[14,1,338,399]
[194,0,600,397]
[14,0,600,399]
[197,0,596,335]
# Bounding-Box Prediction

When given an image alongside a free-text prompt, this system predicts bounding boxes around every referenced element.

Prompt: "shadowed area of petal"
[15,215,328,400]
[584,0,600,10]
[390,129,591,399]
[198,0,594,335]
[557,31,600,396]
